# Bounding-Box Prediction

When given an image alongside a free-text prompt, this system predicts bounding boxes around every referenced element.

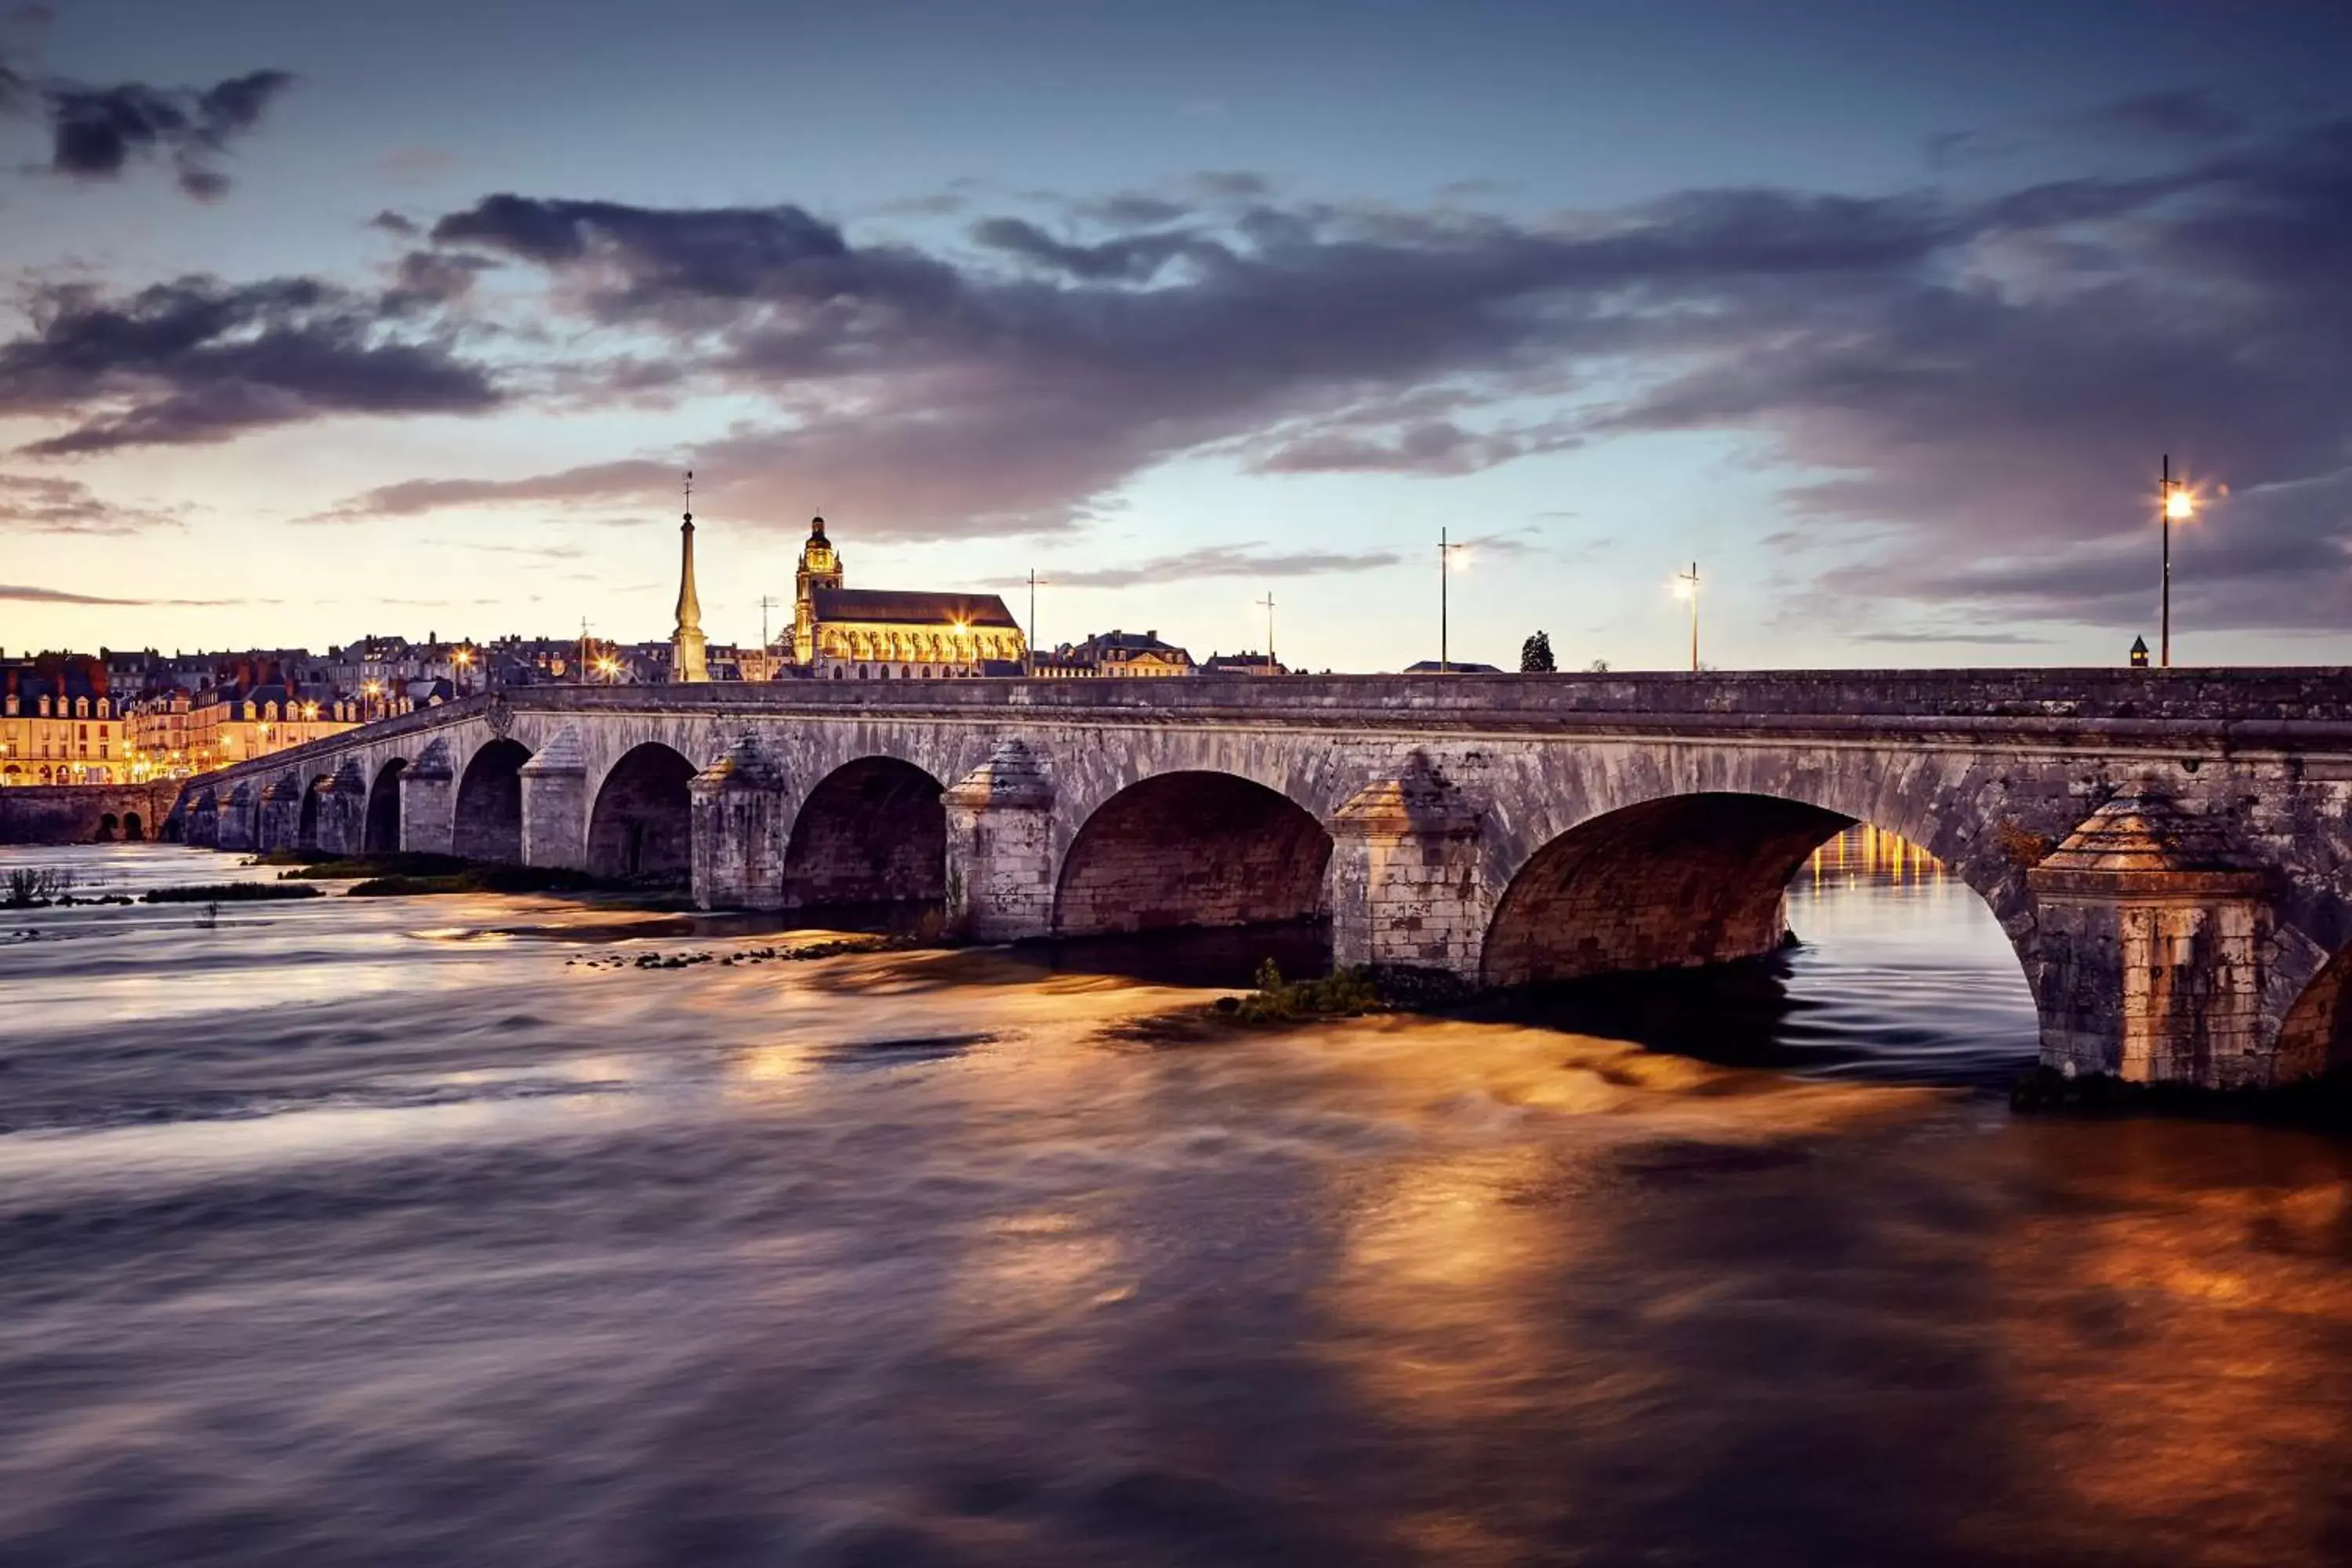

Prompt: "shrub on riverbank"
[281,852,470,882]
[3,866,73,907]
[144,883,323,903]
[1219,960,1384,1023]
[347,865,618,898]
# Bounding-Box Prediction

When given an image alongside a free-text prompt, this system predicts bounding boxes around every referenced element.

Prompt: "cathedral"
[664,502,1025,681]
[789,517,1025,679]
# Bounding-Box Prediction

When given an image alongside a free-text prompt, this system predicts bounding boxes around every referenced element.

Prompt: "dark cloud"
[1250,417,1577,477]
[1011,546,1403,590]
[305,459,677,522]
[1080,192,1193,227]
[2085,89,2249,143]
[0,473,183,535]
[35,67,293,199]
[968,216,1206,281]
[1849,630,2053,646]
[368,209,420,238]
[0,274,499,456]
[0,582,235,605]
[383,249,494,310]
[325,109,2352,623]
[1929,88,2252,169]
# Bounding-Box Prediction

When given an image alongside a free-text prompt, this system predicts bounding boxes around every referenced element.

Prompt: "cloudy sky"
[2,0,2347,671]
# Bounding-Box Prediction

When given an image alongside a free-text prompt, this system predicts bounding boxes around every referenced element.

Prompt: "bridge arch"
[1479,788,2034,994]
[453,739,531,863]
[781,756,947,916]
[2274,945,2352,1081]
[587,742,696,881]
[296,772,336,853]
[364,758,406,853]
[1054,769,1334,937]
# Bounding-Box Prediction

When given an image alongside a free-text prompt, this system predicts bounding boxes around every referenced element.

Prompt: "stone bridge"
[165,670,2352,1091]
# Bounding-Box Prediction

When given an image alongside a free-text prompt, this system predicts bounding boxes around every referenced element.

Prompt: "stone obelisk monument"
[670,469,710,683]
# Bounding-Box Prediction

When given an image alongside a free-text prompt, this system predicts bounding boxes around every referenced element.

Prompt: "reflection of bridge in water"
[162,670,2352,1091]
[1799,822,1947,888]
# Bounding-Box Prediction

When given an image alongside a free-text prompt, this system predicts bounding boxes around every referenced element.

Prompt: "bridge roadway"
[166,669,2352,1091]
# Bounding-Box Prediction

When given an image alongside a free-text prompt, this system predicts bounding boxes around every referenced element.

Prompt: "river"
[2,836,2349,1565]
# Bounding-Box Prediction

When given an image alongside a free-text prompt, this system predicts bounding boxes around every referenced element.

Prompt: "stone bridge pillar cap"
[260,774,303,803]
[519,728,586,775]
[1334,770,1478,833]
[2028,792,2271,898]
[693,731,786,793]
[227,780,256,804]
[408,738,456,779]
[330,758,368,791]
[945,739,1053,810]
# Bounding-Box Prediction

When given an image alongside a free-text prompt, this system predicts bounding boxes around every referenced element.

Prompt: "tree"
[1586,657,1610,673]
[1519,630,1556,673]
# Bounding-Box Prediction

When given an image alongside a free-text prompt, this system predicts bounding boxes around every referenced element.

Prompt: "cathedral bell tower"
[670,470,710,683]
[793,515,844,664]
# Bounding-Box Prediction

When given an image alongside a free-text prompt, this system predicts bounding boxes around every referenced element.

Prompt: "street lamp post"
[1674,561,1700,672]
[1256,592,1276,673]
[2161,454,2194,669]
[1025,568,1048,677]
[1439,528,1468,671]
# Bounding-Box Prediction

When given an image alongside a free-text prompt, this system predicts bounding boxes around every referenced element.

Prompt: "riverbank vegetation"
[143,883,324,903]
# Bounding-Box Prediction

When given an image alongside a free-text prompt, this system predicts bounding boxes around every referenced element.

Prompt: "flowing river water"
[2,836,2350,1566]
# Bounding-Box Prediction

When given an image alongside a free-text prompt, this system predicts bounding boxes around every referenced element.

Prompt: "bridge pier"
[943,740,1056,942]
[256,773,303,853]
[1329,766,1486,978]
[691,733,789,909]
[187,789,220,849]
[315,761,368,858]
[216,782,258,851]
[399,740,456,855]
[518,729,589,870]
[2029,797,2278,1087]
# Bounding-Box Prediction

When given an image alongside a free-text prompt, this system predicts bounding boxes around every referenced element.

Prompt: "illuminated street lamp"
[362,679,382,722]
[595,655,620,683]
[2160,454,2194,669]
[452,644,474,695]
[1672,561,1700,672]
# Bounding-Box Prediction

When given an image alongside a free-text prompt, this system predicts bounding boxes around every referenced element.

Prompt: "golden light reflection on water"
[1980,1125,2352,1562]
[9,846,2352,1564]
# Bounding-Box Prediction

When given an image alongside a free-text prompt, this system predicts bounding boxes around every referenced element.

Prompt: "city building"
[1,654,126,784]
[181,681,365,770]
[1036,629,1196,677]
[786,517,1025,678]
[1200,651,1288,677]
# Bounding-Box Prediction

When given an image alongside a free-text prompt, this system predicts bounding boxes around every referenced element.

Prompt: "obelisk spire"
[670,468,710,683]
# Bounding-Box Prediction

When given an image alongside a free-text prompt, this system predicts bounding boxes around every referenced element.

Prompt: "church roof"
[811,587,1021,630]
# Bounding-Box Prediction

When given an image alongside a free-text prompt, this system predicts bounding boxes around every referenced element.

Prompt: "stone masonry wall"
[1054,771,1334,936]
[0,782,179,844]
[779,758,946,909]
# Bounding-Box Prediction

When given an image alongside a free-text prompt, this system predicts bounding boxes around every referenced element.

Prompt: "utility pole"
[1026,568,1048,677]
[1439,527,1467,671]
[759,595,781,650]
[1256,591,1276,672]
[1675,561,1700,672]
